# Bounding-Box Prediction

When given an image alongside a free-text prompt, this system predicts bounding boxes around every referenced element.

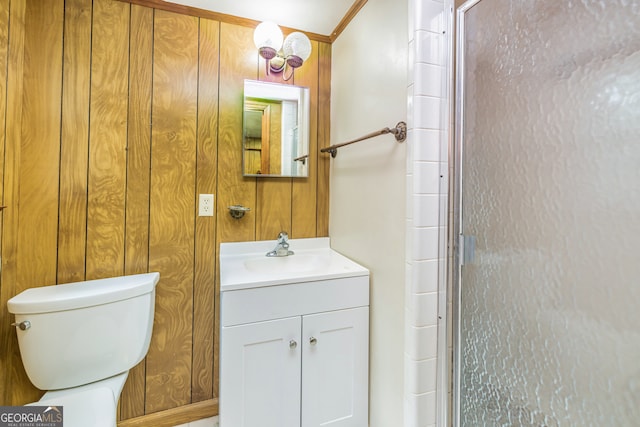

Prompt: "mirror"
[243,80,310,177]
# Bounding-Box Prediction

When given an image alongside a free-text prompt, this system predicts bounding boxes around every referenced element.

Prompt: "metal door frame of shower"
[450,1,483,426]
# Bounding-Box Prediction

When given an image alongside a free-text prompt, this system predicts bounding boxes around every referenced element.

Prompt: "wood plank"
[291,40,320,238]
[217,23,259,244]
[214,23,260,400]
[316,42,332,237]
[121,3,153,420]
[2,0,65,406]
[260,105,271,172]
[146,9,199,413]
[268,103,282,174]
[117,399,218,427]
[0,0,26,406]
[86,0,129,280]
[255,176,292,240]
[192,17,219,403]
[0,1,7,321]
[124,3,153,278]
[58,0,92,285]
[18,0,63,289]
[0,0,8,223]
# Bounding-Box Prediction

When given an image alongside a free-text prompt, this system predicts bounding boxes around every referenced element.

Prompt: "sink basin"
[220,237,369,291]
[243,254,330,274]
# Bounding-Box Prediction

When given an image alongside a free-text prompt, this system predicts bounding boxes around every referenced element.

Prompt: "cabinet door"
[301,307,369,427]
[220,316,302,427]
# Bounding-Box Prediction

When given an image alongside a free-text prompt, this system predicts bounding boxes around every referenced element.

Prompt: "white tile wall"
[412,227,440,261]
[405,0,451,426]
[411,259,439,294]
[413,0,446,34]
[415,31,445,66]
[405,391,438,427]
[413,195,440,227]
[414,64,444,97]
[413,129,441,162]
[413,162,441,194]
[406,324,438,360]
[412,96,442,129]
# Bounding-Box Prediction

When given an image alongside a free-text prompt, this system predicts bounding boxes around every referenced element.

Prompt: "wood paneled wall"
[0,0,331,425]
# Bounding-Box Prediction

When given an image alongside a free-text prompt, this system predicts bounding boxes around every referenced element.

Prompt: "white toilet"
[7,272,160,427]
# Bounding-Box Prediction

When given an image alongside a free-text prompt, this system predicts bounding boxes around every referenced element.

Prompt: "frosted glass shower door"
[454,0,640,425]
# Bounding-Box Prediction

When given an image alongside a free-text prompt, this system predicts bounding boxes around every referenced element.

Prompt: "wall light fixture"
[254,21,312,81]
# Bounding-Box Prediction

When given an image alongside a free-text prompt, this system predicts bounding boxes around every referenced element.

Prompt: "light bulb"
[282,32,312,68]
[253,21,283,60]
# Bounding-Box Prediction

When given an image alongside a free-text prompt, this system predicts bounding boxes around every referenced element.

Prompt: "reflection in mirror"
[243,80,310,177]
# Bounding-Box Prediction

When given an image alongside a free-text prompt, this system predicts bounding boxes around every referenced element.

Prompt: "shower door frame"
[450,1,483,426]
[450,0,640,424]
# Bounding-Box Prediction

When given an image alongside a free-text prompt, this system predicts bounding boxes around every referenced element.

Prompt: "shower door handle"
[459,234,476,266]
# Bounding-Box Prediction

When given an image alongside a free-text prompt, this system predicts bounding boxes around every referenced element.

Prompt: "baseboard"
[117,398,218,427]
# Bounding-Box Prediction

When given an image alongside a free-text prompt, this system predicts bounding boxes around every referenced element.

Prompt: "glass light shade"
[282,32,312,62]
[253,21,283,52]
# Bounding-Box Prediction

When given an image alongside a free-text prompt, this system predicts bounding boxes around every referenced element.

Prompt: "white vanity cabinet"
[300,306,369,427]
[221,316,302,427]
[219,238,370,427]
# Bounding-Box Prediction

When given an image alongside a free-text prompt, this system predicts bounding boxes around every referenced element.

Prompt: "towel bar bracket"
[393,121,407,143]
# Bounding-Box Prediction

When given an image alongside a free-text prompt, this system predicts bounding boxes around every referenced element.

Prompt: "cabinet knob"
[309,337,317,345]
[289,340,297,349]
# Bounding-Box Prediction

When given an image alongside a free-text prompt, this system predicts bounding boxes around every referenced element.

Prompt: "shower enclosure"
[453,0,640,425]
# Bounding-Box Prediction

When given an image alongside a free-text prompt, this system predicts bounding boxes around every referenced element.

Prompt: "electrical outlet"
[199,194,214,217]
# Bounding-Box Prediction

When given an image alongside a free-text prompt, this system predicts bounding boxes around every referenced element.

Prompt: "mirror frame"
[242,80,310,178]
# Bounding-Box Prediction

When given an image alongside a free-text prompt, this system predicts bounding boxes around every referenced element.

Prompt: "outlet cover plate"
[199,194,214,217]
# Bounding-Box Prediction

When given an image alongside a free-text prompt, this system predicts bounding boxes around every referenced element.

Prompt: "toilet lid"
[28,387,116,427]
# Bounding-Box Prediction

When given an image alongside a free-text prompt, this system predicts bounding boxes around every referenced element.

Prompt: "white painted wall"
[329,0,408,425]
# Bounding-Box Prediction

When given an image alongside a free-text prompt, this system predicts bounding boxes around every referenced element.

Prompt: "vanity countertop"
[220,237,369,291]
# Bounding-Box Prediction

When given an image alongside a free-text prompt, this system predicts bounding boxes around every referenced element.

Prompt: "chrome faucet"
[266,231,294,257]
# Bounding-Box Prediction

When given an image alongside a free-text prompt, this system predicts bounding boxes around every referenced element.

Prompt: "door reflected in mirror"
[243,80,310,177]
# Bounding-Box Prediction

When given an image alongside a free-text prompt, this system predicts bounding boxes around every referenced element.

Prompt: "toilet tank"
[7,273,159,391]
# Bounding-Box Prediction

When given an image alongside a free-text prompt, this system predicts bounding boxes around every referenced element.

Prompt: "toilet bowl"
[27,372,127,427]
[7,273,160,427]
